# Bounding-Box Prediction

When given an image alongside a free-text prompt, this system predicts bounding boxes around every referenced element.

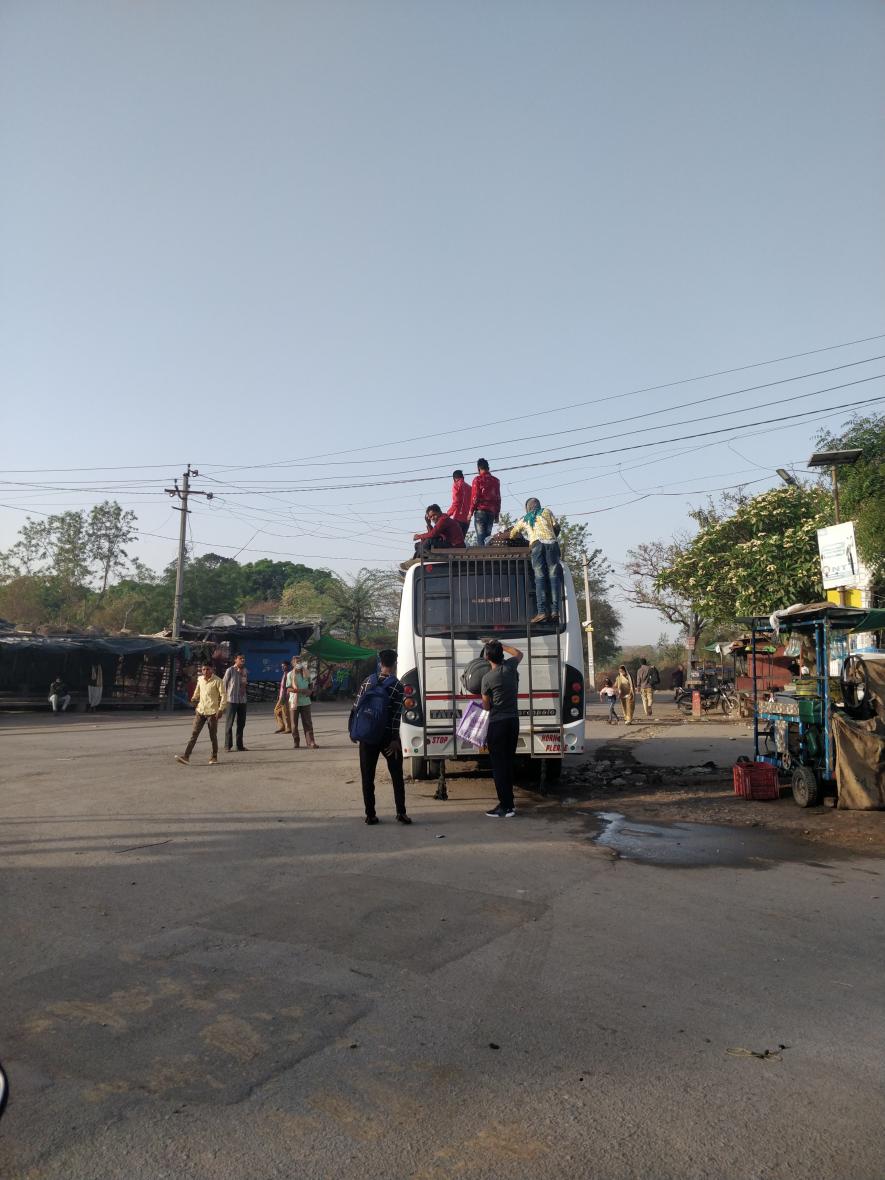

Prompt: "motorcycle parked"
[675,682,738,717]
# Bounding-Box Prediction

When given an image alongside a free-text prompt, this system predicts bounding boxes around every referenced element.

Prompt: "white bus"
[396,549,585,790]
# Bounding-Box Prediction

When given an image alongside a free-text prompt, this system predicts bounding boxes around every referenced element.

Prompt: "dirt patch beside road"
[561,742,885,856]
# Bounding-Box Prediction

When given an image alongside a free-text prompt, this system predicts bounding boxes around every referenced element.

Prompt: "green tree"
[279,578,332,619]
[816,413,885,585]
[325,569,394,646]
[88,501,138,594]
[624,539,709,646]
[659,485,831,622]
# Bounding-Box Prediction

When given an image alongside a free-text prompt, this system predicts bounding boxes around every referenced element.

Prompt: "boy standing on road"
[480,640,523,817]
[176,663,227,765]
[351,649,410,825]
[468,458,501,547]
[222,653,249,752]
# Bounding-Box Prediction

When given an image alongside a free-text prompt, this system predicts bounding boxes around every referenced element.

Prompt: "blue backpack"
[349,674,397,744]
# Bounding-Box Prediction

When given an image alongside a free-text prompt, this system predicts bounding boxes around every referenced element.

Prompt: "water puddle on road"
[590,811,842,870]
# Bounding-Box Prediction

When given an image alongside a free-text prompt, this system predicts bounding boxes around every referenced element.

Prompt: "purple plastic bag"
[456,699,490,748]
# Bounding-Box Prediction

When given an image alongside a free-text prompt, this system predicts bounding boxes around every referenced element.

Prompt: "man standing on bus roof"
[447,469,472,543]
[510,498,563,625]
[468,458,501,547]
[480,639,523,818]
[413,505,463,555]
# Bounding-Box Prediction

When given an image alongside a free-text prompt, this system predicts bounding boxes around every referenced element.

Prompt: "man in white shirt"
[222,654,249,752]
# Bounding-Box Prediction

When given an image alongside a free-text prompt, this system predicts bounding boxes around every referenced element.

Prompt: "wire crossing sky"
[1,1,883,640]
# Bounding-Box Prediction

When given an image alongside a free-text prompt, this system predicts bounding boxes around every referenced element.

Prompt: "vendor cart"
[744,604,885,807]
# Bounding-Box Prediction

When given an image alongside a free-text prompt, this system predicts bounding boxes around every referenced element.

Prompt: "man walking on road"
[481,640,523,817]
[350,649,410,825]
[176,663,227,765]
[222,653,249,752]
[274,661,291,733]
[635,658,660,718]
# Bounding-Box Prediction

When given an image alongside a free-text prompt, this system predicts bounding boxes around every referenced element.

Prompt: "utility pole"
[163,466,213,712]
[165,465,213,639]
[582,554,596,708]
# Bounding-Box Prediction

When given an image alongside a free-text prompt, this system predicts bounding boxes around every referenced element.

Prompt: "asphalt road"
[1,705,884,1179]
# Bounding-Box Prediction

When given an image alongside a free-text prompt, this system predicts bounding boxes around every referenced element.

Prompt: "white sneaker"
[504,808,516,818]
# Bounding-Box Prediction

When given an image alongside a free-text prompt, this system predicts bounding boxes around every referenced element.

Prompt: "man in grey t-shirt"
[480,640,523,817]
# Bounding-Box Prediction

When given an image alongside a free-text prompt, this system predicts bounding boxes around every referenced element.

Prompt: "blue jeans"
[473,509,495,547]
[530,540,563,617]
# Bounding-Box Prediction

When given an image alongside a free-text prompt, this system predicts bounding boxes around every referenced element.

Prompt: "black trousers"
[224,703,247,750]
[486,716,519,811]
[359,742,406,817]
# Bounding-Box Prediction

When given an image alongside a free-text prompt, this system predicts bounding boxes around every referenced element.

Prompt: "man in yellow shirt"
[175,663,227,765]
[510,498,563,625]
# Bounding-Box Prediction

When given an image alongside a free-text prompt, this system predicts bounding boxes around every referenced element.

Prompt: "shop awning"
[306,635,377,662]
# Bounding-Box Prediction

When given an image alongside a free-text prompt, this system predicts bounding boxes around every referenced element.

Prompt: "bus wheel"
[410,757,431,781]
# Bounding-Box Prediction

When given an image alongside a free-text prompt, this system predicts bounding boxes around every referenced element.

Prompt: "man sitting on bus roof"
[509,497,563,624]
[413,504,463,555]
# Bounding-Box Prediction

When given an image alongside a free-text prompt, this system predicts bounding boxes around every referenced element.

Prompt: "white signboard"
[817,521,859,590]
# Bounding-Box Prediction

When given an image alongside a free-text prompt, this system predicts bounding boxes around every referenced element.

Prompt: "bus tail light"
[399,669,423,726]
[563,664,584,722]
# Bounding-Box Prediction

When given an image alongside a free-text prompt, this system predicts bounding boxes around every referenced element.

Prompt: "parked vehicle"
[675,681,738,716]
[396,549,585,795]
[747,603,885,806]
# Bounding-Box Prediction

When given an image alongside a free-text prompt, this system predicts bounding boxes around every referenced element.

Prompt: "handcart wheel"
[791,765,821,808]
[840,656,869,710]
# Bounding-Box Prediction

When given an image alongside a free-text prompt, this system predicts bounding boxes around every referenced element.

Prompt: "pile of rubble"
[563,754,723,794]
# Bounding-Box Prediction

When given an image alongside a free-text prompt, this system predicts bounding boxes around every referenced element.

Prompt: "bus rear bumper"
[401,721,584,759]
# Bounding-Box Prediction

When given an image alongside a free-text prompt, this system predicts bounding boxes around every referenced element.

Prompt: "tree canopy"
[816,412,885,587]
[658,485,831,621]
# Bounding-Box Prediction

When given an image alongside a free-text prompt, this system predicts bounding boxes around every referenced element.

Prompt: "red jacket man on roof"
[447,469,472,541]
[413,505,463,554]
[467,458,501,547]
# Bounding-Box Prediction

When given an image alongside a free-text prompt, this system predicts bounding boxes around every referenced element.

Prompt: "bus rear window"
[415,556,556,636]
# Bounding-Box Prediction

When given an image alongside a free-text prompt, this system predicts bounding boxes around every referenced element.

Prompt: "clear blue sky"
[1,0,883,641]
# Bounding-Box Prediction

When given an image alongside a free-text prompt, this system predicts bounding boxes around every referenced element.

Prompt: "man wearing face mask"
[510,497,563,625]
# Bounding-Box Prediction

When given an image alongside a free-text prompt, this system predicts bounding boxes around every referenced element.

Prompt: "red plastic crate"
[733,762,780,800]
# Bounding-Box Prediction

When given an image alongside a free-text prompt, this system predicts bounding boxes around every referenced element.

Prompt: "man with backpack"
[349,649,411,825]
[635,658,661,718]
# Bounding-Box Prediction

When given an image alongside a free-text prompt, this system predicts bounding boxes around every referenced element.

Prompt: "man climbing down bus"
[413,504,463,555]
[510,498,563,625]
[468,458,501,547]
